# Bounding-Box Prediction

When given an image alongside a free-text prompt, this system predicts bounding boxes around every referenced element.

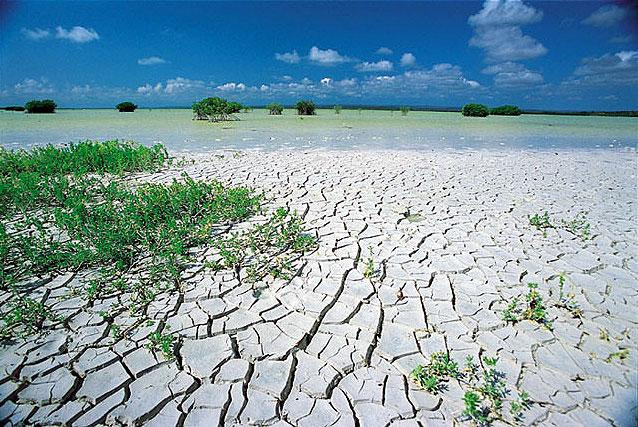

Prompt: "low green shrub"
[400,106,410,116]
[267,103,284,115]
[3,106,25,112]
[490,105,522,116]
[192,97,241,121]
[334,105,342,114]
[295,100,316,115]
[461,103,489,117]
[25,99,56,114]
[116,101,138,112]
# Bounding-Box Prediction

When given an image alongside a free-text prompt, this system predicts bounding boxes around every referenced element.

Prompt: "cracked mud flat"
[1,149,637,426]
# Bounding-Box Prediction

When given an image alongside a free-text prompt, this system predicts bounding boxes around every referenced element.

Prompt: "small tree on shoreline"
[116,102,138,112]
[295,100,316,115]
[267,103,284,115]
[490,105,522,116]
[25,99,56,114]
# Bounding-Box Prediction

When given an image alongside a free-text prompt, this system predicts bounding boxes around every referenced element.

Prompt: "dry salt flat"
[1,149,637,426]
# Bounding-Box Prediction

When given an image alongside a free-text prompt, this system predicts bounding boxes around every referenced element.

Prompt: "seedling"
[606,348,629,363]
[363,247,376,279]
[147,330,174,359]
[562,212,591,240]
[555,274,582,318]
[529,212,553,236]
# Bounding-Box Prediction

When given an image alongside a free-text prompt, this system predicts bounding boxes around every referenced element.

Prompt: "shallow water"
[1,108,636,152]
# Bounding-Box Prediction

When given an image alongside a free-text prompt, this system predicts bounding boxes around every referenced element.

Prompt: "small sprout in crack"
[599,328,610,342]
[110,323,122,339]
[528,211,553,236]
[147,330,175,359]
[363,246,376,279]
[562,212,591,241]
[605,348,629,364]
[555,274,582,318]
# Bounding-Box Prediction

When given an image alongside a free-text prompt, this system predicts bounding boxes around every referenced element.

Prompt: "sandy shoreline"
[1,149,636,425]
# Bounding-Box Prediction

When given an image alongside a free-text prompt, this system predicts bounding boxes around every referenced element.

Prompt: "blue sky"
[1,0,637,110]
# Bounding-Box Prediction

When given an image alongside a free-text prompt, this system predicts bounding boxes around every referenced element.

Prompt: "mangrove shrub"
[296,100,316,115]
[116,101,138,112]
[461,103,489,117]
[334,105,342,114]
[490,105,522,116]
[192,97,241,122]
[400,106,410,116]
[25,99,56,114]
[267,103,284,115]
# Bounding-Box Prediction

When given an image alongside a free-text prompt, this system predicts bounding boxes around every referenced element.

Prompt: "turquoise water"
[1,108,636,152]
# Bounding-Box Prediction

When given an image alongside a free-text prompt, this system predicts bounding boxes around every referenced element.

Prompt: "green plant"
[192,97,241,122]
[555,274,582,318]
[25,99,56,113]
[363,247,376,279]
[147,330,174,359]
[116,101,138,112]
[502,283,552,329]
[529,211,553,236]
[334,105,342,114]
[413,354,531,425]
[490,105,522,116]
[461,103,489,117]
[0,293,58,339]
[3,106,25,112]
[267,103,284,115]
[562,212,590,240]
[606,348,629,363]
[295,100,316,115]
[400,106,410,116]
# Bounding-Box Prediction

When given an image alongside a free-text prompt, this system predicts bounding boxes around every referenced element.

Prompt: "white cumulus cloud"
[20,27,50,40]
[308,46,351,65]
[55,26,99,43]
[14,77,55,94]
[275,50,301,64]
[356,60,393,72]
[582,4,627,27]
[137,83,163,95]
[400,53,416,67]
[469,0,546,63]
[376,47,393,55]
[217,82,247,91]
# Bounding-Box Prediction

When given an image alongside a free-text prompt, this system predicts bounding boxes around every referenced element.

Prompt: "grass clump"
[362,246,376,279]
[553,274,582,318]
[412,354,531,425]
[502,283,552,329]
[528,211,553,236]
[334,105,342,114]
[400,106,410,116]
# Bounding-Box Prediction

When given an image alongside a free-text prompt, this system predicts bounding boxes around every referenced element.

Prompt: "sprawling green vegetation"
[411,353,531,425]
[502,283,552,329]
[295,100,316,115]
[267,103,284,115]
[0,140,316,344]
[116,101,138,112]
[490,105,522,116]
[3,106,25,112]
[192,97,242,122]
[461,103,489,117]
[25,99,56,114]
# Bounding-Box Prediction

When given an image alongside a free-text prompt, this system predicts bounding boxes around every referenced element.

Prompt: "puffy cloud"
[14,78,54,94]
[275,50,300,64]
[164,77,206,94]
[468,0,542,26]
[356,60,393,72]
[308,46,351,65]
[55,26,99,43]
[137,83,163,94]
[376,47,393,55]
[469,0,546,63]
[400,53,416,67]
[493,69,543,87]
[570,50,638,85]
[20,27,50,41]
[217,82,247,91]
[582,4,627,27]
[320,77,333,86]
[260,84,270,92]
[138,56,166,65]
